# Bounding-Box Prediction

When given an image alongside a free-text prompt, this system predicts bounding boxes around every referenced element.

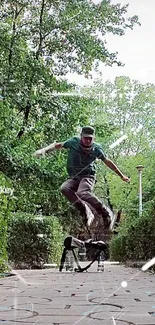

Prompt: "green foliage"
[110,234,127,262]
[0,172,14,272]
[0,0,151,267]
[110,211,155,263]
[86,77,155,211]
[0,0,140,244]
[0,216,8,273]
[7,212,64,268]
[0,0,139,94]
[84,76,155,265]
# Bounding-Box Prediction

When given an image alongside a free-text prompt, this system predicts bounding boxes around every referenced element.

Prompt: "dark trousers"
[60,177,108,216]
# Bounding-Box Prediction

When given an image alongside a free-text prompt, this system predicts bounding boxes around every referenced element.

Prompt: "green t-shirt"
[63,136,106,178]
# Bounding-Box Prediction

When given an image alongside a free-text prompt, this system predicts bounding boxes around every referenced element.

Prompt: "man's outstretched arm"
[103,158,130,182]
[33,142,64,158]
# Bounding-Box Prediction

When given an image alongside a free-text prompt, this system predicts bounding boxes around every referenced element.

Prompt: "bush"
[0,172,14,272]
[110,212,155,265]
[110,234,127,262]
[0,216,8,272]
[7,212,65,269]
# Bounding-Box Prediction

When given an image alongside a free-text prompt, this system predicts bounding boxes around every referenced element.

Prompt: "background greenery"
[8,212,64,268]
[0,1,154,271]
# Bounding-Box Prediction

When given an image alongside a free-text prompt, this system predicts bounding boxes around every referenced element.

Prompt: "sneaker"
[82,203,94,227]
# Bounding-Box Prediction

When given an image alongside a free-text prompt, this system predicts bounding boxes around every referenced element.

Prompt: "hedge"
[0,172,13,272]
[7,212,65,269]
[110,211,155,267]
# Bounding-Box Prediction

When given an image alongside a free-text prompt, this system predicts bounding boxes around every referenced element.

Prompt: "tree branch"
[36,0,45,60]
[7,5,18,83]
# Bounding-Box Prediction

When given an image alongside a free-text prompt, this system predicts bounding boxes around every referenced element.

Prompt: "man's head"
[80,126,95,147]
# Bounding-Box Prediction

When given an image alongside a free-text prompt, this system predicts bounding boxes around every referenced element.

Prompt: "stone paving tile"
[0,263,154,324]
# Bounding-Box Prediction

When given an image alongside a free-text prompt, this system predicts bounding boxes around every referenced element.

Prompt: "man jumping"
[33,126,130,229]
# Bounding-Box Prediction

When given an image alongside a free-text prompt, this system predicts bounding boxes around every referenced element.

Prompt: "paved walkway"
[0,262,155,324]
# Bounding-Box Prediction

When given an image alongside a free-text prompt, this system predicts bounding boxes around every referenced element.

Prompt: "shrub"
[0,172,14,272]
[110,234,127,262]
[7,212,65,269]
[110,212,155,265]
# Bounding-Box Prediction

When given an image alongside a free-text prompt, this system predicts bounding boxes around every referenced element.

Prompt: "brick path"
[0,262,155,324]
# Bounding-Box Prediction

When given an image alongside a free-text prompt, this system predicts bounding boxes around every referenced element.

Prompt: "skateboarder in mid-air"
[33,126,130,229]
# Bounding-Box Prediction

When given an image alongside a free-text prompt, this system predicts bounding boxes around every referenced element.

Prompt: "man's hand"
[121,175,130,183]
[33,148,46,158]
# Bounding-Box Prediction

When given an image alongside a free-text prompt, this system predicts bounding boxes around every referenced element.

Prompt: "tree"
[0,1,140,233]
[1,0,139,106]
[81,76,155,217]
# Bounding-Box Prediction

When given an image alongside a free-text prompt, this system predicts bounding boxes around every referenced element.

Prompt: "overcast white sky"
[67,0,155,86]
